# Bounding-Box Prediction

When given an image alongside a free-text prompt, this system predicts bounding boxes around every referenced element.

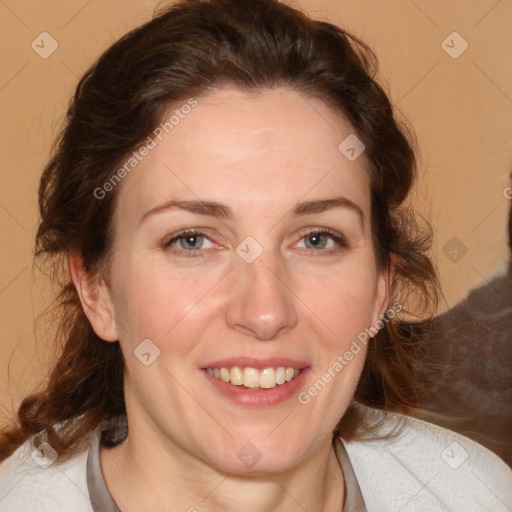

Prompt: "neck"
[100,420,345,512]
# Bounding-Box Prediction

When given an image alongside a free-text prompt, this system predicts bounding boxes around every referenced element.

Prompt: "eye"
[162,228,349,258]
[163,229,217,257]
[295,229,349,253]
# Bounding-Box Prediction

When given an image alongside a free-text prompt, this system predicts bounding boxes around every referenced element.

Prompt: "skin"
[70,86,392,512]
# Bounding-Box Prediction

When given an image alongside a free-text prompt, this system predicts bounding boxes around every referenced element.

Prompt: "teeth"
[231,367,243,385]
[206,366,301,389]
[285,367,295,382]
[244,367,260,388]
[276,366,286,385]
[260,368,276,389]
[220,367,230,382]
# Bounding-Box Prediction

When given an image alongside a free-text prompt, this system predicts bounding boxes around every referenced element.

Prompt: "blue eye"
[299,231,346,250]
[162,228,349,258]
[163,230,215,257]
[176,233,206,250]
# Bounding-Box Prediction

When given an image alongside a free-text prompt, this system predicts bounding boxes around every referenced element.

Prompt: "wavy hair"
[0,0,438,464]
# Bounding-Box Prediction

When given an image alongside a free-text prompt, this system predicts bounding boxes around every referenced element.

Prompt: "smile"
[206,366,301,389]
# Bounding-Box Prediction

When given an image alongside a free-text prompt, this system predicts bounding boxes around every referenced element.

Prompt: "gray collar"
[87,427,121,512]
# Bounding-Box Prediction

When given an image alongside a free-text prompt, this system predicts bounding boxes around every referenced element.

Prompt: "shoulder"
[0,434,94,512]
[340,406,512,512]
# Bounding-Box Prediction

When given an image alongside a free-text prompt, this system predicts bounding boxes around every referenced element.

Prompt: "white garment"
[0,408,510,511]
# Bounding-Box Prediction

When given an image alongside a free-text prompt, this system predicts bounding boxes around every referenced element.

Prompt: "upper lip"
[202,357,309,370]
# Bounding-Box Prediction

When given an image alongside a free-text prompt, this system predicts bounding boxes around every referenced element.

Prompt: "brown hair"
[0,0,438,464]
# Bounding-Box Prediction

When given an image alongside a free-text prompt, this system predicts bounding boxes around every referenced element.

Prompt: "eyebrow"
[138,196,365,227]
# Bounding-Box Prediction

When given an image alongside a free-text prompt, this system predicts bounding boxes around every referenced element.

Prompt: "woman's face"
[89,86,390,474]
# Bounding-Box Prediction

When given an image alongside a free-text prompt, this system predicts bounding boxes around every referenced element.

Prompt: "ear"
[370,252,398,328]
[68,253,119,342]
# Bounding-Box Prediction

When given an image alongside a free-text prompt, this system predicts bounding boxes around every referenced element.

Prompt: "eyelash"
[162,228,349,258]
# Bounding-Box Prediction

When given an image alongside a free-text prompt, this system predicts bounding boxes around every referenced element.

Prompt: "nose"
[225,249,298,341]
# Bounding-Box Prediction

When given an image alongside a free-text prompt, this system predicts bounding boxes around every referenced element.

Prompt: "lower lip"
[202,368,310,407]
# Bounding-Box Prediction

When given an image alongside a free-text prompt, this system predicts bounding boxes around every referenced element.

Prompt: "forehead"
[114,86,370,225]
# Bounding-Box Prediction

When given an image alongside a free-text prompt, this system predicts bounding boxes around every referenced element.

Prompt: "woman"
[0,0,510,510]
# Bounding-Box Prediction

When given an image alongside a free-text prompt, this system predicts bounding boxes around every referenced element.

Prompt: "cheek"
[111,258,221,349]
[295,257,379,347]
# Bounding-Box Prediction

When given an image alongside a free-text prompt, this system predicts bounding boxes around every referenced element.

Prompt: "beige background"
[1,0,511,421]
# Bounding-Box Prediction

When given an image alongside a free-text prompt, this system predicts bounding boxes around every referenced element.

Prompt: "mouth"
[200,359,309,406]
[205,366,301,390]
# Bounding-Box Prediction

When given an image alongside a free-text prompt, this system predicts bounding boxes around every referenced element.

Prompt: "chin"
[224,453,304,477]
[205,435,311,476]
